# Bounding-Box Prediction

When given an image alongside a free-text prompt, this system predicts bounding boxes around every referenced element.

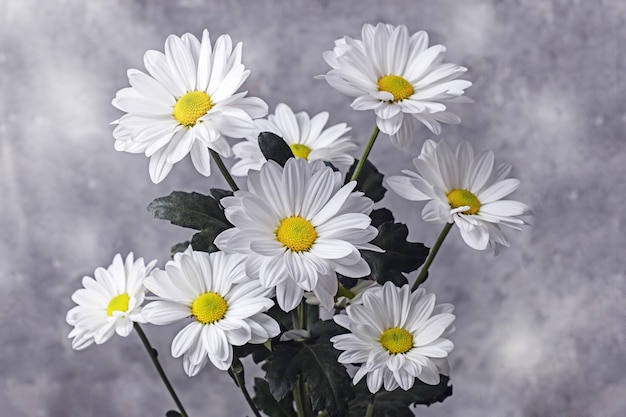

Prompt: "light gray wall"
[1,0,624,416]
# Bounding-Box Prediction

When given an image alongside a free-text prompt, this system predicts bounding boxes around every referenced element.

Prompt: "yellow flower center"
[377,75,415,102]
[173,91,213,127]
[289,143,312,160]
[275,216,318,252]
[447,189,481,215]
[380,327,414,354]
[106,293,130,316]
[191,292,228,324]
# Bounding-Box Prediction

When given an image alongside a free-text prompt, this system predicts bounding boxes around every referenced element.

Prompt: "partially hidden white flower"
[112,29,268,183]
[142,247,279,376]
[331,282,455,393]
[215,157,381,312]
[304,279,380,309]
[386,139,529,252]
[66,253,156,350]
[231,103,357,175]
[321,23,472,148]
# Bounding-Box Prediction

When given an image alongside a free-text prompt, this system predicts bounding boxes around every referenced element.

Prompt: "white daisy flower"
[215,157,380,312]
[142,248,279,376]
[321,23,472,148]
[230,103,357,175]
[66,253,156,350]
[386,139,529,251]
[331,282,455,393]
[112,29,268,183]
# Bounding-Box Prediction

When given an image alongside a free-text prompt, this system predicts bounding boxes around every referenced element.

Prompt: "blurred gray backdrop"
[1,0,624,416]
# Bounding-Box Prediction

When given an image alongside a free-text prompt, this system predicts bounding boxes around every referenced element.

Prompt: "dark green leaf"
[147,191,229,231]
[259,131,294,167]
[362,222,429,286]
[210,188,233,208]
[190,222,231,253]
[234,342,273,364]
[166,411,182,417]
[265,323,354,417]
[346,159,386,203]
[370,208,394,228]
[349,376,452,417]
[253,378,297,417]
[170,241,191,257]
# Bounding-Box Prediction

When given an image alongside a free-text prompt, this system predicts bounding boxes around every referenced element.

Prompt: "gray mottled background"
[1,0,624,416]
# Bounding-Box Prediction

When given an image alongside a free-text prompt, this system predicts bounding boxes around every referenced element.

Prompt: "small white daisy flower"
[142,248,279,376]
[215,157,381,312]
[231,103,357,175]
[386,139,529,251]
[331,282,455,393]
[112,29,268,183]
[66,253,156,350]
[321,23,472,148]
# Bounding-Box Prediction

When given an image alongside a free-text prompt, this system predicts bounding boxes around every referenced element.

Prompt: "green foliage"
[362,210,429,286]
[265,321,353,417]
[253,378,297,417]
[349,376,453,417]
[346,159,386,202]
[147,191,232,253]
[258,131,294,167]
[165,411,182,417]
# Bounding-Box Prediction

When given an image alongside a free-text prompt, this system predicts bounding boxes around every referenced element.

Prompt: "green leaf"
[253,378,297,417]
[346,159,386,203]
[210,188,233,207]
[165,411,182,417]
[370,208,394,228]
[259,131,294,167]
[170,241,191,257]
[190,224,231,253]
[147,191,230,231]
[349,376,452,417]
[362,222,429,286]
[265,321,353,417]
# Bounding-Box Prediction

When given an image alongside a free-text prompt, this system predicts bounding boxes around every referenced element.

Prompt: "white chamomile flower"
[112,29,268,183]
[321,23,472,148]
[215,157,381,312]
[386,139,529,252]
[142,248,279,376]
[231,103,357,175]
[66,253,156,350]
[331,282,455,393]
[304,279,380,309]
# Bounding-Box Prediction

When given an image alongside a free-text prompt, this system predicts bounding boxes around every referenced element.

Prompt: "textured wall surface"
[1,0,624,416]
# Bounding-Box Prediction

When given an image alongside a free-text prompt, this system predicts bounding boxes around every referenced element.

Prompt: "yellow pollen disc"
[380,327,414,354]
[173,91,213,127]
[106,293,130,316]
[289,143,312,160]
[191,292,228,324]
[377,75,415,102]
[275,216,318,252]
[447,189,481,215]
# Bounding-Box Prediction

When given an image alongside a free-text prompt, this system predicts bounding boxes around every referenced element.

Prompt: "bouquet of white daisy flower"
[66,23,529,417]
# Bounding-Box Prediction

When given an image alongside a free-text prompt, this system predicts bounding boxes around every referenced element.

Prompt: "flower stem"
[291,304,312,417]
[209,149,239,192]
[411,222,453,291]
[365,394,377,417]
[134,323,189,417]
[230,365,262,417]
[350,125,380,182]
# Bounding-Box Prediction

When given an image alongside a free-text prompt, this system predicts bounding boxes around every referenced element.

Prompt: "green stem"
[411,222,453,291]
[134,323,189,417]
[230,365,262,417]
[350,125,380,182]
[210,149,239,192]
[291,304,312,417]
[365,393,376,417]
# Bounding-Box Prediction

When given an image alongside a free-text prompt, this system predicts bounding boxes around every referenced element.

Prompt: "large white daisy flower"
[142,248,279,376]
[66,253,156,350]
[386,139,529,251]
[230,103,357,175]
[112,29,268,183]
[331,282,455,393]
[215,157,380,312]
[321,23,472,148]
